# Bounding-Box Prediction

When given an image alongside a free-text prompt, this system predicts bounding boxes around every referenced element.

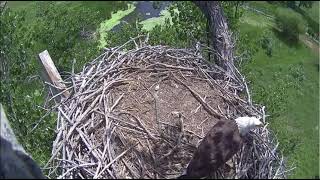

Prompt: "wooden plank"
[38,50,70,101]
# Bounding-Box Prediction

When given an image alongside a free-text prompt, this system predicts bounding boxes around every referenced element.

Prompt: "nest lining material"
[46,36,287,179]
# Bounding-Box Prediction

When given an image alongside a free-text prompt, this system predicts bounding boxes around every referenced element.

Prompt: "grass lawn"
[239,5,319,179]
[240,10,275,28]
[246,1,280,15]
[6,1,35,9]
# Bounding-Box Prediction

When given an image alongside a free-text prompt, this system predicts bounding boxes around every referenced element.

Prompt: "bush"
[221,1,244,31]
[275,7,307,42]
[260,30,273,57]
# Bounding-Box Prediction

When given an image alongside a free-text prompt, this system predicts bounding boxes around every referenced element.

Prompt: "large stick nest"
[46,36,287,179]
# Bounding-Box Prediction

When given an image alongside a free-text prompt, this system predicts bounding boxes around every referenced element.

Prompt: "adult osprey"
[179,116,263,179]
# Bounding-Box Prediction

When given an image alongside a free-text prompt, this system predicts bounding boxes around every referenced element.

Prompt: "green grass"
[246,1,280,15]
[80,1,129,16]
[240,10,275,28]
[6,1,35,9]
[239,7,319,179]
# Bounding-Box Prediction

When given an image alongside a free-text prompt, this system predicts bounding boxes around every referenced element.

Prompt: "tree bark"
[193,1,236,76]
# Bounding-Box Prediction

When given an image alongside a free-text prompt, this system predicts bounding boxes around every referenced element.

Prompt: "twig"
[119,111,157,141]
[96,143,139,178]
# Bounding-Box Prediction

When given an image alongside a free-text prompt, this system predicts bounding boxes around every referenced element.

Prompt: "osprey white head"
[235,116,263,136]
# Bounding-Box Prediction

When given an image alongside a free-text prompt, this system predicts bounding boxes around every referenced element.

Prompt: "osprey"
[179,116,263,179]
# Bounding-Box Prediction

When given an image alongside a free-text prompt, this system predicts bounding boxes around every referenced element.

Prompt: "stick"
[96,143,139,178]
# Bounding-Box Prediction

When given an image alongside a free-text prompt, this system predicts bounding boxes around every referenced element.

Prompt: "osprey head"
[235,116,263,135]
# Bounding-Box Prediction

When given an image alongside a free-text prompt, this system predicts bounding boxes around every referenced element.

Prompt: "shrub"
[260,30,273,57]
[275,7,307,42]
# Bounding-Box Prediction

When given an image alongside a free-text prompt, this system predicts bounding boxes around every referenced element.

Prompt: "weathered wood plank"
[38,50,70,101]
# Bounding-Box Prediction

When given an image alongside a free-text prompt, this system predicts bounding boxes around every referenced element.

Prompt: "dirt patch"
[300,34,320,55]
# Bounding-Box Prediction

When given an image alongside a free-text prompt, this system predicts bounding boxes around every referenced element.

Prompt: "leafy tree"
[275,7,307,42]
[31,1,102,72]
[220,1,245,30]
[272,1,314,9]
[105,1,208,49]
[298,1,314,8]
[0,8,55,167]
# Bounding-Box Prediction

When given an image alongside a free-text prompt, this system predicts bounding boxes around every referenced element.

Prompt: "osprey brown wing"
[185,120,242,178]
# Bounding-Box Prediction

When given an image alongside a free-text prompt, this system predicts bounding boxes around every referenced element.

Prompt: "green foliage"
[0,8,56,167]
[237,32,260,60]
[168,2,207,45]
[299,1,319,41]
[279,1,314,9]
[235,22,262,62]
[148,23,190,47]
[105,1,208,49]
[104,1,245,52]
[106,20,145,49]
[275,7,307,42]
[240,6,319,177]
[0,9,27,79]
[3,1,317,178]
[249,63,305,116]
[260,30,274,57]
[31,1,102,72]
[248,1,281,15]
[152,1,162,10]
[285,1,299,9]
[0,1,127,170]
[221,1,245,31]
[298,1,314,8]
[105,1,244,50]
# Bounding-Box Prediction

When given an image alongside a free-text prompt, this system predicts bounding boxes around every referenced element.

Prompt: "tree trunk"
[193,1,236,77]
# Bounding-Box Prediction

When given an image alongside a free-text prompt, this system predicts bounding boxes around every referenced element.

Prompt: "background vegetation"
[275,7,306,42]
[1,1,318,178]
[1,1,127,167]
